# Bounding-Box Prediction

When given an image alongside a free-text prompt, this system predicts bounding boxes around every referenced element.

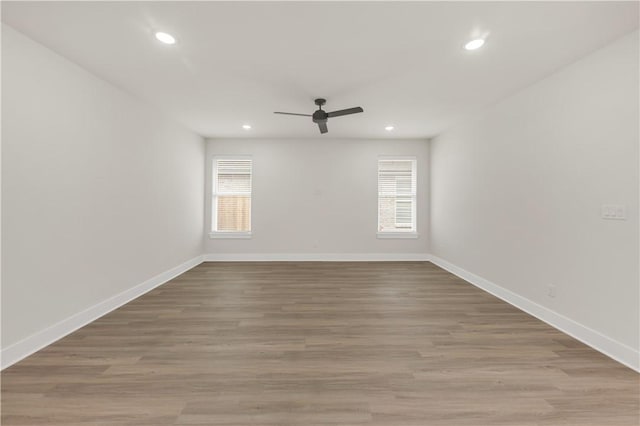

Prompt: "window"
[211,157,252,238]
[378,157,417,237]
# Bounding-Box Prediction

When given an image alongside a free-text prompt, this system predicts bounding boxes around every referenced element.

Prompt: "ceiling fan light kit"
[274,98,364,134]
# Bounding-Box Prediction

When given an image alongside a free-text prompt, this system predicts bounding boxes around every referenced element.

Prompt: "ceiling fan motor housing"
[312,109,328,123]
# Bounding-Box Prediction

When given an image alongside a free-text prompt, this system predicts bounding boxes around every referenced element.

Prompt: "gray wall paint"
[430,31,639,351]
[204,138,429,255]
[1,25,205,348]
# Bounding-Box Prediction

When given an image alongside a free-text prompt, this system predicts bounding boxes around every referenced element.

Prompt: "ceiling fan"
[274,98,364,134]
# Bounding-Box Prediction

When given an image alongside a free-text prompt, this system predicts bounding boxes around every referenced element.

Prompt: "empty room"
[1,1,638,425]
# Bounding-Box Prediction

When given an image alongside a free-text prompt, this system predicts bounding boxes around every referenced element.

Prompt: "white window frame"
[377,156,418,239]
[209,155,252,239]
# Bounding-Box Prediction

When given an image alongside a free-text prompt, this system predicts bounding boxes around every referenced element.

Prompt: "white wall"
[204,138,429,259]
[1,26,205,352]
[430,31,639,366]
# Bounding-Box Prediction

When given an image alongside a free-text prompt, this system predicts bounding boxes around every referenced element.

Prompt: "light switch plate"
[601,204,626,220]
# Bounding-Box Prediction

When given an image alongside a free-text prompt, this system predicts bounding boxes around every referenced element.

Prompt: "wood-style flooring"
[2,261,638,425]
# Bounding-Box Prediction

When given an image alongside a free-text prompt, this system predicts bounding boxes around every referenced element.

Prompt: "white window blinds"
[213,158,252,233]
[378,158,417,233]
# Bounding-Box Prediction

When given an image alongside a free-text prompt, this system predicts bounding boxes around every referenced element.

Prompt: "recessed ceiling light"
[385,126,394,131]
[464,38,485,51]
[242,124,252,130]
[154,32,176,45]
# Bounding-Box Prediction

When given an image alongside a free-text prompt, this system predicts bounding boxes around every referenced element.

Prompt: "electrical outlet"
[547,284,556,298]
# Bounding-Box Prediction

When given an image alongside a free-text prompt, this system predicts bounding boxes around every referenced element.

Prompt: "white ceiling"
[2,1,638,139]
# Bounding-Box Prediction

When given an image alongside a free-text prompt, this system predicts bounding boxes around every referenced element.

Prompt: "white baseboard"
[203,253,431,262]
[429,255,640,372]
[1,255,204,370]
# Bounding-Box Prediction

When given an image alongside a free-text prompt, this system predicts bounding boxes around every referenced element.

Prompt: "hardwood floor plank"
[2,261,638,425]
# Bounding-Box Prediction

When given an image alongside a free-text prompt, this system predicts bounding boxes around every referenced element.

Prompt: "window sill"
[377,232,418,239]
[209,232,252,239]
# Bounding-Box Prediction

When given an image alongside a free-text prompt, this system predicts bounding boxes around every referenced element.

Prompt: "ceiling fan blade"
[318,121,328,134]
[327,107,363,118]
[274,112,312,117]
